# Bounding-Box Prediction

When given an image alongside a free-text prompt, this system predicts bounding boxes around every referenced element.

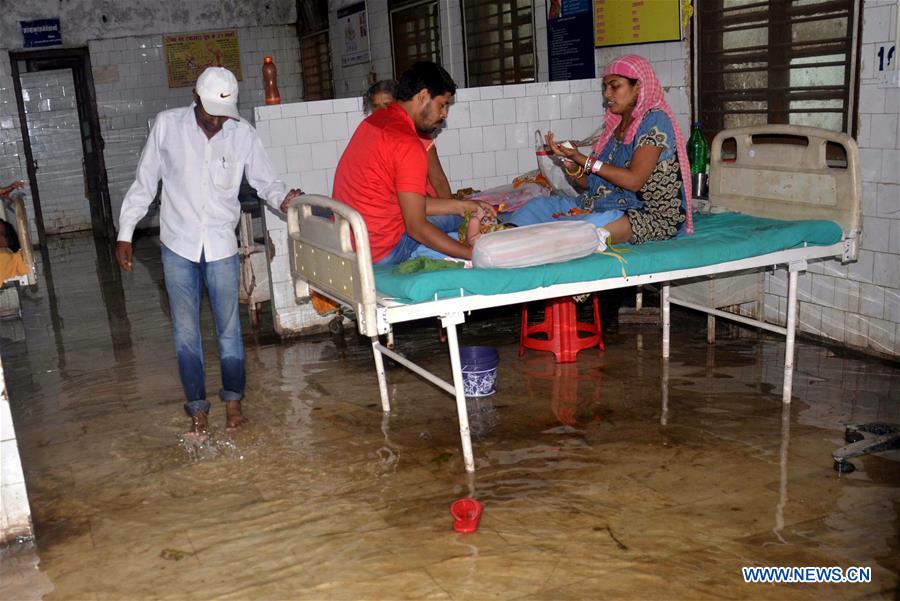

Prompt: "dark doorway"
[10,47,114,245]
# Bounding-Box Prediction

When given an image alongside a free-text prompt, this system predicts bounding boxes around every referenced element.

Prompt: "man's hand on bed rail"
[279,188,305,214]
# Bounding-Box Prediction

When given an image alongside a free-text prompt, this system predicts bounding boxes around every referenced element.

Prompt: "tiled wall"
[763,0,900,359]
[19,69,91,235]
[0,354,32,544]
[88,25,302,230]
[256,69,691,334]
[0,53,34,242]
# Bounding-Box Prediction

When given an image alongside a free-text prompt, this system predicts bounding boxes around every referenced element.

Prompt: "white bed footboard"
[286,194,381,337]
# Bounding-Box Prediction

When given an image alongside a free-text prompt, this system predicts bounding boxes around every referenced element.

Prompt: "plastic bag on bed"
[467,181,549,214]
[472,220,609,269]
[535,130,595,197]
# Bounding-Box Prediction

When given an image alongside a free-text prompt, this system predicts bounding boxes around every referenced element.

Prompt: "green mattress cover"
[374,212,843,304]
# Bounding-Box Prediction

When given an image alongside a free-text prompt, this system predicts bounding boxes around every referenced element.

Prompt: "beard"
[416,104,443,133]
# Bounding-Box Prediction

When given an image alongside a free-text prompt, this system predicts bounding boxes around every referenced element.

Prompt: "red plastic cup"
[450,498,483,533]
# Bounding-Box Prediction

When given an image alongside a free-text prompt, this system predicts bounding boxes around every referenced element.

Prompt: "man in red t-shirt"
[333,62,491,265]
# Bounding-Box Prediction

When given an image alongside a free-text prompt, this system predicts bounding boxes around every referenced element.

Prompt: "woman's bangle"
[563,160,584,178]
[583,155,594,173]
[590,159,603,175]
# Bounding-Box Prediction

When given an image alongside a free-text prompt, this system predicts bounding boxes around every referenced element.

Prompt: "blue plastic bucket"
[459,346,499,397]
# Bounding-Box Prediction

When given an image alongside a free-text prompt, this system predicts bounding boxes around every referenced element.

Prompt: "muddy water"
[0,233,898,600]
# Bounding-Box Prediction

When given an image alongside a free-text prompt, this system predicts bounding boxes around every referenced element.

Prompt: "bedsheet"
[374,212,842,304]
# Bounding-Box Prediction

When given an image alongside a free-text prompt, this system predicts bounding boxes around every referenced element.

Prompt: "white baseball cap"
[195,67,241,120]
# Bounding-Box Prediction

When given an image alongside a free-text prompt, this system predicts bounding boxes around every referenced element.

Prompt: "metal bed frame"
[286,125,862,473]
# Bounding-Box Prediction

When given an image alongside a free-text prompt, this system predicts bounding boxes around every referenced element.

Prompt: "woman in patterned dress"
[507,54,694,244]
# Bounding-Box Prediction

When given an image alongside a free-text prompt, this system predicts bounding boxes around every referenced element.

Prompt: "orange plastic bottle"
[263,56,281,105]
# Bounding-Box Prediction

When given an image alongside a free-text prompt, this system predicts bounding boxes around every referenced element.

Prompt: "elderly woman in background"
[507,54,693,244]
[363,79,452,199]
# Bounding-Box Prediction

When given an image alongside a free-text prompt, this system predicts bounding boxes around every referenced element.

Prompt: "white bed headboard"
[708,124,861,258]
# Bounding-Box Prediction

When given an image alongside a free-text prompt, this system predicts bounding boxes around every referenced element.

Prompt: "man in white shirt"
[116,67,300,433]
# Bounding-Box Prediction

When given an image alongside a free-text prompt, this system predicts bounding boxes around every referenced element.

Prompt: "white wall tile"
[322,113,349,141]
[502,84,527,98]
[870,114,898,149]
[296,115,324,143]
[495,149,519,176]
[269,117,298,148]
[300,169,328,195]
[516,96,540,122]
[506,123,531,149]
[455,88,480,102]
[526,82,549,96]
[435,129,460,156]
[862,216,892,252]
[471,151,496,178]
[284,143,314,173]
[459,127,484,154]
[447,154,472,182]
[482,125,507,152]
[560,94,583,118]
[480,86,504,100]
[311,141,338,170]
[492,99,517,125]
[548,81,570,94]
[447,102,471,129]
[581,92,605,117]
[470,100,494,127]
[859,282,886,318]
[538,95,561,121]
[873,251,900,289]
[859,148,883,182]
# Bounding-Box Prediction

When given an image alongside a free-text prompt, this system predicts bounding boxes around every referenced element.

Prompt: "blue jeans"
[374,214,463,266]
[161,245,244,417]
[506,195,624,228]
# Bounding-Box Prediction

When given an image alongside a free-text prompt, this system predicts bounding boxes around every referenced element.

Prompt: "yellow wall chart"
[164,30,243,88]
[594,0,682,47]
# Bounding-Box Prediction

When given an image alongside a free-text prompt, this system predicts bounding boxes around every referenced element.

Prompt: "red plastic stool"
[519,295,604,363]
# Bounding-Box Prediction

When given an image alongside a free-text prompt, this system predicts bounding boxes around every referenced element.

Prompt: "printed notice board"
[338,2,370,68]
[163,30,243,88]
[548,0,596,81]
[21,19,62,48]
[594,0,682,47]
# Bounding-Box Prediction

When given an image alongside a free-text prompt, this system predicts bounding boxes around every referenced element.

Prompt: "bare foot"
[225,400,249,430]
[466,213,482,246]
[190,411,209,433]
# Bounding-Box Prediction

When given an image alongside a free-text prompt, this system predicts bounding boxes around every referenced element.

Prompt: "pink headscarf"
[594,54,693,235]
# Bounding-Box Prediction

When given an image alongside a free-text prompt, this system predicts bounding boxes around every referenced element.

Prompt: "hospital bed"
[0,191,36,319]
[286,125,861,473]
[2,191,35,287]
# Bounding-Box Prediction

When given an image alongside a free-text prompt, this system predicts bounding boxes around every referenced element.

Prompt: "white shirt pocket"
[212,158,243,192]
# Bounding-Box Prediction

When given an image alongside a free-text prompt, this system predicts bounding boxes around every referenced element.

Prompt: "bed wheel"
[833,459,855,474]
[329,316,344,335]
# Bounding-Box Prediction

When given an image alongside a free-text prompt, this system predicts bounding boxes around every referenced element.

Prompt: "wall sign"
[338,2,370,68]
[594,0,682,47]
[547,0,596,81]
[21,19,62,48]
[163,30,243,88]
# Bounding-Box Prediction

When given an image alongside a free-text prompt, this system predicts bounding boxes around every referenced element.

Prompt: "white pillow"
[472,221,610,269]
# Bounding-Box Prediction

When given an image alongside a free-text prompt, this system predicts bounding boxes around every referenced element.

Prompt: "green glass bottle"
[686,121,709,175]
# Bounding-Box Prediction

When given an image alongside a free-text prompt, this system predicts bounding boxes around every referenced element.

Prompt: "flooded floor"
[1,232,898,600]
